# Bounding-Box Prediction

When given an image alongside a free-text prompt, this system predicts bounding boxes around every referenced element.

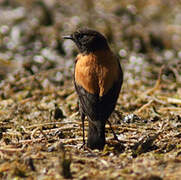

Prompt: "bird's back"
[74,49,123,122]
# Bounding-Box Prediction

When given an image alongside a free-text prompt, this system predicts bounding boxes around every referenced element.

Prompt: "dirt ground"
[0,0,181,179]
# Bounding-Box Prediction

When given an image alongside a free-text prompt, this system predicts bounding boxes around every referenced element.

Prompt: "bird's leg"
[77,101,86,149]
[107,120,122,143]
[82,113,85,146]
[79,112,86,149]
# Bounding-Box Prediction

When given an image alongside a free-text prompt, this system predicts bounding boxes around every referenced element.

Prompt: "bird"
[63,28,123,150]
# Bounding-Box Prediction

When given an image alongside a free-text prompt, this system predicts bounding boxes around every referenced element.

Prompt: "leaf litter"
[0,0,181,179]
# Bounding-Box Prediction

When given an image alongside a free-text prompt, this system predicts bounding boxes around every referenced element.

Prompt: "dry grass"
[0,0,181,179]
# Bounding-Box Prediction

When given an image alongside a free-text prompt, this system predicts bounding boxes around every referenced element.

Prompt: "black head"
[63,29,109,53]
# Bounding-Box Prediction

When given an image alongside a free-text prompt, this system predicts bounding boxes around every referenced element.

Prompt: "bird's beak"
[62,35,74,40]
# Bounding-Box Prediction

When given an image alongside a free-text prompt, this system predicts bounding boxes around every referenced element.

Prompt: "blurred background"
[0,2,181,179]
[0,0,180,97]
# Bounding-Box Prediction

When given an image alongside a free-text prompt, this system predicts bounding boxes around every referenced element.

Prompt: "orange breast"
[75,50,120,96]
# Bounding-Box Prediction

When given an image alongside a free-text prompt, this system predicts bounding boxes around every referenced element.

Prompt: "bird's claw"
[79,143,86,150]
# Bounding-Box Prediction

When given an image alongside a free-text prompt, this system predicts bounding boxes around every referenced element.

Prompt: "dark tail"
[87,120,106,150]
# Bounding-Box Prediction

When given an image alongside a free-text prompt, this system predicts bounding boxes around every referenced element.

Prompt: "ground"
[0,0,181,179]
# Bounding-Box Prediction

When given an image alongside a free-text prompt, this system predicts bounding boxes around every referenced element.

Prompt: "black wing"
[74,60,123,122]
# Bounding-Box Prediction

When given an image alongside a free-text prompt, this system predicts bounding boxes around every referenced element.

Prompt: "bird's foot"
[79,143,94,152]
[79,143,86,150]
